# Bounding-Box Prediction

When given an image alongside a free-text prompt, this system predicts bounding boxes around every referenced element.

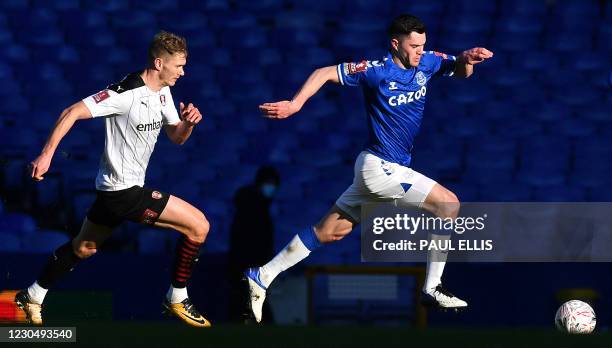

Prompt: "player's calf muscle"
[314,224,351,243]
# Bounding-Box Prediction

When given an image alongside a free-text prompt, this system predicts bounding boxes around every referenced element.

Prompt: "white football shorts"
[335,151,437,222]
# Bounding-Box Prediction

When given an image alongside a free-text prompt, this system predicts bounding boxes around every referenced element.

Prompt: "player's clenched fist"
[179,101,202,126]
[461,47,494,65]
[259,100,301,119]
[30,153,52,181]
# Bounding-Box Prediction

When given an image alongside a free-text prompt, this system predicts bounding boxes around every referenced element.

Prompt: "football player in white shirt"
[16,31,211,327]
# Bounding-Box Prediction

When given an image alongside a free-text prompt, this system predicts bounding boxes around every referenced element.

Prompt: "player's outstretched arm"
[164,101,202,145]
[30,101,92,181]
[454,47,494,78]
[259,65,339,119]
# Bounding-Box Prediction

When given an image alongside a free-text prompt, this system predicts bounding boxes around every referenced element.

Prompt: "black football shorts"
[87,186,170,228]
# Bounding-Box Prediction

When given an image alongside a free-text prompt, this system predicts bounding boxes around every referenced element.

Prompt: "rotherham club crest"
[160,95,166,106]
[140,208,158,224]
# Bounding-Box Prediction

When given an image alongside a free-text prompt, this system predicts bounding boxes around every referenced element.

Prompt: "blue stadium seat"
[490,70,532,88]
[517,51,558,71]
[553,85,600,107]
[0,79,21,99]
[479,184,532,202]
[140,0,177,12]
[398,0,445,16]
[0,0,28,10]
[335,29,384,50]
[23,230,70,253]
[236,0,284,13]
[210,12,257,31]
[35,174,63,208]
[0,213,36,237]
[447,0,497,14]
[82,0,129,12]
[501,84,547,106]
[552,0,599,17]
[527,102,570,122]
[221,28,267,49]
[274,11,325,30]
[438,31,486,53]
[571,166,612,190]
[445,183,479,202]
[533,186,586,202]
[572,52,609,72]
[287,47,335,67]
[72,191,96,224]
[25,27,64,47]
[500,116,543,138]
[10,7,57,29]
[493,31,540,52]
[158,12,208,33]
[550,118,596,138]
[589,187,612,201]
[464,165,514,186]
[517,166,566,188]
[545,32,593,52]
[182,0,230,11]
[444,116,490,137]
[574,137,612,160]
[32,0,79,10]
[450,14,493,34]
[0,157,28,190]
[138,228,171,254]
[0,233,21,252]
[478,100,520,121]
[0,27,10,46]
[270,28,320,48]
[0,44,28,62]
[445,80,492,105]
[289,0,343,14]
[0,61,13,80]
[500,0,547,15]
[495,15,544,35]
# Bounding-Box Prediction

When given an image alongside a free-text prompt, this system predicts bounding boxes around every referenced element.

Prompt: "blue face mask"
[261,183,277,198]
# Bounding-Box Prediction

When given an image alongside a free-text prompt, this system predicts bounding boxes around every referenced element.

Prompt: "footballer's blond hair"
[148,31,188,65]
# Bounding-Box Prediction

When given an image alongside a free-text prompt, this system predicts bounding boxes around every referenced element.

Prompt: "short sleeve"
[161,88,180,125]
[337,60,371,86]
[426,51,457,77]
[82,89,131,118]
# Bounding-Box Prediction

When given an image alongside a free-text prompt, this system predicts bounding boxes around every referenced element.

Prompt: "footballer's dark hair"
[148,31,188,64]
[388,14,426,40]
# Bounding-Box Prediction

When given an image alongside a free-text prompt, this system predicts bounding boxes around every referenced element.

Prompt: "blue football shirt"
[337,51,456,166]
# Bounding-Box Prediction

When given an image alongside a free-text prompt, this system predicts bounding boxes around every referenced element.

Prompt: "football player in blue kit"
[245,14,493,322]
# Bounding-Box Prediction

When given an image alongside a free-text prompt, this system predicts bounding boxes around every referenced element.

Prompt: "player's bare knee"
[189,214,209,243]
[438,192,460,219]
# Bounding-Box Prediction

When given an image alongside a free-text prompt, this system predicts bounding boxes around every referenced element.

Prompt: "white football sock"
[259,234,312,288]
[423,233,450,293]
[166,286,188,304]
[27,281,48,305]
